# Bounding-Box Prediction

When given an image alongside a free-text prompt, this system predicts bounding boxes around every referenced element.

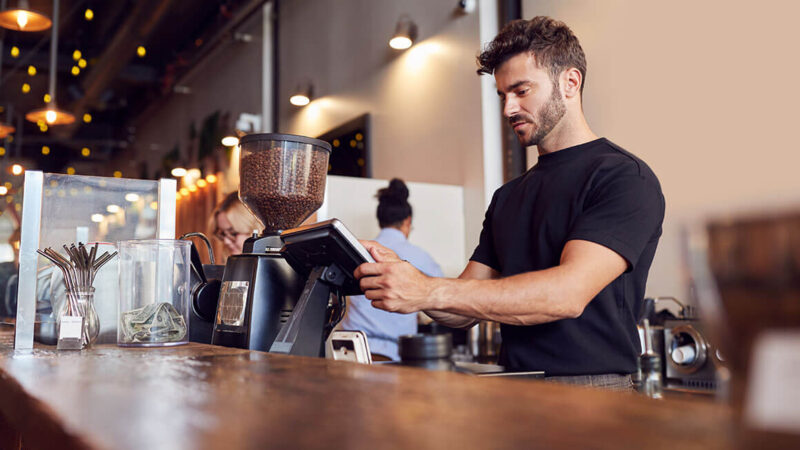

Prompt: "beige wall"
[318,176,466,278]
[523,0,800,299]
[278,0,487,255]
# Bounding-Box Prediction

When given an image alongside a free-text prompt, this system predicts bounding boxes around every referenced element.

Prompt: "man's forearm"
[425,268,585,326]
[422,310,478,329]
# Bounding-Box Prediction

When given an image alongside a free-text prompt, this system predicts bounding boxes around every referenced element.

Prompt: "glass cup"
[117,240,191,347]
[57,287,100,349]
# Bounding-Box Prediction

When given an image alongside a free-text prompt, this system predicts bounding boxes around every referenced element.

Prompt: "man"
[354,16,664,390]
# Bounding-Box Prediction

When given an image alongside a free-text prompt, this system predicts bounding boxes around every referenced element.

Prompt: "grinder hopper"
[211,133,332,351]
[239,133,332,237]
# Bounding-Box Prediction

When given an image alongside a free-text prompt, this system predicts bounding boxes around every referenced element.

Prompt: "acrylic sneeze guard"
[14,171,176,349]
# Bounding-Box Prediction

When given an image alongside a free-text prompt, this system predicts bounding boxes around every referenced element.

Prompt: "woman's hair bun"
[377,178,409,202]
[376,178,412,228]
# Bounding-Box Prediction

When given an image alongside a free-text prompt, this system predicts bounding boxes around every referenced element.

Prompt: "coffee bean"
[240,146,329,232]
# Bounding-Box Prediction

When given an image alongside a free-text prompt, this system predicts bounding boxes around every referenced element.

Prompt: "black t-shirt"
[470,138,665,376]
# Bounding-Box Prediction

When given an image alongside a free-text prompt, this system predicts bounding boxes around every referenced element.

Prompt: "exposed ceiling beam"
[56,0,174,138]
[133,0,269,125]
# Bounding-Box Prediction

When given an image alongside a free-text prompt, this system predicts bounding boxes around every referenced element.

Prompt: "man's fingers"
[363,289,387,301]
[360,239,401,263]
[359,275,385,291]
[354,262,378,279]
[354,261,398,279]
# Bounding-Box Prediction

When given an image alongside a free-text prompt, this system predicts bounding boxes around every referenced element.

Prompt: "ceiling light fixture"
[0,122,14,139]
[25,0,75,126]
[389,15,418,50]
[289,82,313,106]
[221,136,239,147]
[171,167,187,177]
[0,0,52,32]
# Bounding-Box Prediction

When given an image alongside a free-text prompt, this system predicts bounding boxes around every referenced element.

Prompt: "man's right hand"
[360,240,401,263]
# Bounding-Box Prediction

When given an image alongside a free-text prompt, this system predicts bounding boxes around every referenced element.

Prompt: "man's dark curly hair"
[477,16,587,95]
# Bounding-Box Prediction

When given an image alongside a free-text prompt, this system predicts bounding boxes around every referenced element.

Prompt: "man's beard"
[509,81,566,147]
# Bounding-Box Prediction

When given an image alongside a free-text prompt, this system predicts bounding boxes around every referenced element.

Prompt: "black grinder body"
[211,252,303,351]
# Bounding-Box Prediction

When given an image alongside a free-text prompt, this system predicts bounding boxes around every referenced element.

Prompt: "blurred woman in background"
[209,191,262,258]
[340,178,443,361]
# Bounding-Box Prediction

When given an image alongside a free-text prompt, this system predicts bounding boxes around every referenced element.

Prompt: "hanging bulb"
[0,1,52,32]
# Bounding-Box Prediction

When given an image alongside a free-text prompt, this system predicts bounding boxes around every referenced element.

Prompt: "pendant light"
[0,122,14,138]
[0,0,51,32]
[25,0,74,125]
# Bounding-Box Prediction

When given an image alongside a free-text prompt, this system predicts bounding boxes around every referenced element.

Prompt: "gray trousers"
[544,373,635,392]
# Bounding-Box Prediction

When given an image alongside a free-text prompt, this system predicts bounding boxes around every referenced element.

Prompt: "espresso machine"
[211,133,330,352]
[640,297,723,392]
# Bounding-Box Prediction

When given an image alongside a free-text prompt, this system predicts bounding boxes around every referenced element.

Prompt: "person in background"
[209,191,262,258]
[340,179,444,361]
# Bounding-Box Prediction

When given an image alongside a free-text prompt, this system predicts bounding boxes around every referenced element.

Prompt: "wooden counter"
[0,326,768,449]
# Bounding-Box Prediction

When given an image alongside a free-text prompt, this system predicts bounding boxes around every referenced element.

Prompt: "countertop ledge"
[0,336,764,450]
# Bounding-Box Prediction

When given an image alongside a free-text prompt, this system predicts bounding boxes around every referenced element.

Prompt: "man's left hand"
[354,240,437,314]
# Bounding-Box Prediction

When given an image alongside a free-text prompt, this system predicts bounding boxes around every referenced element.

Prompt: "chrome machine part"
[666,323,709,375]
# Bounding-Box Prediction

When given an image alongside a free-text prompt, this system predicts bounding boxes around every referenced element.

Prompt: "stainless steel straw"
[37,243,118,346]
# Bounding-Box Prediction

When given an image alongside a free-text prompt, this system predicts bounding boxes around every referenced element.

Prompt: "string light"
[43,93,51,103]
[72,49,81,60]
[27,65,36,75]
[78,58,87,68]
[42,146,50,155]
[0,147,5,156]
[84,9,93,21]
[71,66,79,76]
[83,113,92,123]
[11,164,24,175]
[113,171,122,178]
[10,46,19,58]
[205,174,217,183]
[196,179,208,188]
[136,46,146,58]
[81,147,90,157]
[179,188,189,196]
[21,83,30,93]
[66,167,76,175]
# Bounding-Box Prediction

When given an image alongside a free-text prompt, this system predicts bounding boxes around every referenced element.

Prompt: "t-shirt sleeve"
[567,172,665,272]
[469,192,501,272]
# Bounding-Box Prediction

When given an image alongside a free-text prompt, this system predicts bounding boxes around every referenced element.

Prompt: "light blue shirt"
[340,227,444,360]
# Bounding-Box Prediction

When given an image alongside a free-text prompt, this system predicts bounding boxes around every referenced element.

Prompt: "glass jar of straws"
[37,243,117,350]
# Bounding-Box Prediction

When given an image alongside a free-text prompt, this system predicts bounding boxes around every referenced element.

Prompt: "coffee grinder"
[211,133,332,352]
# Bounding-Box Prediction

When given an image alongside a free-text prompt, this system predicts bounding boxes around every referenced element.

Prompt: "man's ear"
[562,68,583,100]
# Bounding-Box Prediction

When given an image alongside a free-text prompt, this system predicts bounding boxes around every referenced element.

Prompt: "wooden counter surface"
[0,326,745,449]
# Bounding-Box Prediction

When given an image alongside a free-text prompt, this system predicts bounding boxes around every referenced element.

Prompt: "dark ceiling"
[0,0,262,174]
